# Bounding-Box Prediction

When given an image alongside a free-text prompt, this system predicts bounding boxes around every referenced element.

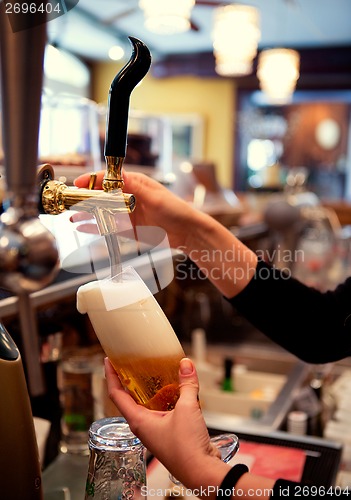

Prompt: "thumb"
[178,358,199,403]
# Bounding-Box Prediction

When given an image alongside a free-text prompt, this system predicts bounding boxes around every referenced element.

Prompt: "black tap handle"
[104,36,152,158]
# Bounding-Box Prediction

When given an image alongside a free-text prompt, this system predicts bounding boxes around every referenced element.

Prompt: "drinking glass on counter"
[77,267,185,411]
[58,348,104,455]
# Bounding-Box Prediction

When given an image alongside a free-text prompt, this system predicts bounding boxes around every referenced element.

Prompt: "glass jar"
[85,417,146,500]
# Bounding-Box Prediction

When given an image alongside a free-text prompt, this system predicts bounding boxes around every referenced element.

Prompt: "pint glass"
[77,267,185,411]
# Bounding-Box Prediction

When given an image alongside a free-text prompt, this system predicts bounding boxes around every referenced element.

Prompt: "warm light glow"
[212,4,260,76]
[257,48,300,104]
[179,161,193,173]
[44,45,90,87]
[139,0,195,34]
[247,139,276,171]
[108,45,125,61]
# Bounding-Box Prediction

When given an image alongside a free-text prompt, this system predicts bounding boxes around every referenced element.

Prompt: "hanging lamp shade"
[257,48,300,104]
[212,4,260,76]
[139,0,195,34]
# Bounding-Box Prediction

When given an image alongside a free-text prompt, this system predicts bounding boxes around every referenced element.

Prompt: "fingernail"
[180,358,194,375]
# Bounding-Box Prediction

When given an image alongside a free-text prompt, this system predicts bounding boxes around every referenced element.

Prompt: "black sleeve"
[227,260,351,364]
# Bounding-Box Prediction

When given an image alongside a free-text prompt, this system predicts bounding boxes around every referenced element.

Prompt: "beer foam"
[76,279,184,356]
[77,278,150,313]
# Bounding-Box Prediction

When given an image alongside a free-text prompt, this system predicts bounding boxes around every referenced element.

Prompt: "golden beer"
[109,353,183,411]
[77,270,185,411]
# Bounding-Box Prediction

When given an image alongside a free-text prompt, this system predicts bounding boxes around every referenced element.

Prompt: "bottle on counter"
[222,357,235,392]
[85,416,147,500]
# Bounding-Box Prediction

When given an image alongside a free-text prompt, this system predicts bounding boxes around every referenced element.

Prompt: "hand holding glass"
[77,267,185,411]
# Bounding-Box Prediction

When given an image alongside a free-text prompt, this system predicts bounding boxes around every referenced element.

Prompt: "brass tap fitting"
[38,164,135,216]
[103,156,125,192]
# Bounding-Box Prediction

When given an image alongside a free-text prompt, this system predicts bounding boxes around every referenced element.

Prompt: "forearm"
[182,210,258,298]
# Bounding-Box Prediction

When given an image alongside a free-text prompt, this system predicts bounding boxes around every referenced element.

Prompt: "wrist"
[180,456,232,500]
[216,464,249,499]
[182,211,258,297]
[181,209,212,253]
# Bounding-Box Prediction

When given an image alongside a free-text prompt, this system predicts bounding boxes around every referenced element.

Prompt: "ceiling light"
[139,0,195,34]
[257,48,300,104]
[212,4,260,76]
[108,45,125,61]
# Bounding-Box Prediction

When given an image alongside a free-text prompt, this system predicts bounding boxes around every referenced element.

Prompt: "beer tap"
[0,1,59,397]
[0,13,59,294]
[39,36,151,276]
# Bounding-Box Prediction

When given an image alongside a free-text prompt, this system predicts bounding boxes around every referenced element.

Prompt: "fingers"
[104,358,146,422]
[69,211,99,235]
[209,442,222,460]
[74,170,105,189]
[178,358,200,404]
[74,223,99,234]
[73,169,148,191]
[73,169,162,201]
[70,211,94,222]
[104,357,123,390]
